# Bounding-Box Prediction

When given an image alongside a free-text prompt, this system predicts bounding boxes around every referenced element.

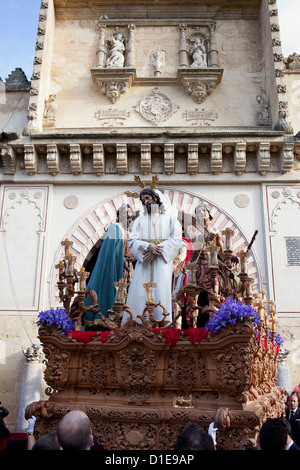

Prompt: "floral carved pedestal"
[26,319,285,450]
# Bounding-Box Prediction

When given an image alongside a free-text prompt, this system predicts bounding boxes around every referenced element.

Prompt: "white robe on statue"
[122,211,183,324]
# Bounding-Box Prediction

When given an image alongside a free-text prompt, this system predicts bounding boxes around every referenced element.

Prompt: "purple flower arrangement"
[37,307,75,336]
[205,297,261,335]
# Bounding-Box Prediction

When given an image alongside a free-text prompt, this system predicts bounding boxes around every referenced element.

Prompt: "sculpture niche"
[91,26,136,103]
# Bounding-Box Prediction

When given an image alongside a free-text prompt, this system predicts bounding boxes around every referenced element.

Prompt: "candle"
[222,227,235,251]
[114,279,125,303]
[237,250,250,273]
[59,260,64,275]
[143,282,157,303]
[61,238,73,256]
[79,267,85,291]
[207,244,219,268]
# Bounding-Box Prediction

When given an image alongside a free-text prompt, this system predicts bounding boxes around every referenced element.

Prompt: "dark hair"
[139,188,162,206]
[32,432,60,450]
[174,422,215,450]
[259,418,288,450]
[290,391,300,402]
[116,203,132,222]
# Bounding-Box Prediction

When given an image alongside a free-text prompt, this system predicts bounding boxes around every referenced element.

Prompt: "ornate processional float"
[25,186,285,451]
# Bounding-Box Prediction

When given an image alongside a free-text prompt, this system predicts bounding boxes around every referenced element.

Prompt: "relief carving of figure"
[43,94,57,128]
[189,37,207,68]
[106,33,126,68]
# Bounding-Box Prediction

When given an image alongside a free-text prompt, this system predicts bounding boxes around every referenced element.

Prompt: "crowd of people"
[1,389,300,450]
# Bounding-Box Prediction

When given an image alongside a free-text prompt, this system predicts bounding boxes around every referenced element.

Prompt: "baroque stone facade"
[0,0,300,434]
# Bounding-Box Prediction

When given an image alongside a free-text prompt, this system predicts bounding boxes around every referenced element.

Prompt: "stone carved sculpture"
[43,94,57,128]
[189,37,207,68]
[106,33,126,68]
[99,80,129,104]
[256,95,271,127]
[284,53,300,70]
[135,88,179,125]
[151,51,166,76]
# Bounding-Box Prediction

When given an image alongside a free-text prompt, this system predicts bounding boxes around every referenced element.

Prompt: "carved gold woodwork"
[26,316,285,450]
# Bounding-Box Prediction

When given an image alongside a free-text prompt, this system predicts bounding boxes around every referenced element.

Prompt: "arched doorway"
[50,188,261,305]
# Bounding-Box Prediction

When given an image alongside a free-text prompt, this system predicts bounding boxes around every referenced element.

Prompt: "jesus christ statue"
[121,188,183,325]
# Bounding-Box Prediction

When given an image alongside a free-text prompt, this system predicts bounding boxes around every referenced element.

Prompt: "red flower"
[69,331,98,343]
[183,328,208,344]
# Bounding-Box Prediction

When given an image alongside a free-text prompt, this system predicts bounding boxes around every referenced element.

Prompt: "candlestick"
[78,267,89,292]
[65,253,76,274]
[221,227,235,251]
[185,263,198,285]
[143,282,157,303]
[207,244,219,268]
[61,238,73,256]
[114,279,126,303]
[237,249,250,273]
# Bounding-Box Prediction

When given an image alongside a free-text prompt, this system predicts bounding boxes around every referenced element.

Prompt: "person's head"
[194,204,213,223]
[258,418,288,450]
[32,432,61,450]
[140,188,162,214]
[288,392,299,410]
[56,410,93,450]
[116,203,133,227]
[174,422,215,450]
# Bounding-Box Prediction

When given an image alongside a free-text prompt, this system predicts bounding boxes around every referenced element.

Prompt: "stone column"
[96,24,107,67]
[209,23,218,67]
[276,348,292,394]
[126,24,136,68]
[179,24,189,67]
[17,344,44,432]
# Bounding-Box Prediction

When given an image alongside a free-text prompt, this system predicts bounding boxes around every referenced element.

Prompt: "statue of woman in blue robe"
[84,204,133,329]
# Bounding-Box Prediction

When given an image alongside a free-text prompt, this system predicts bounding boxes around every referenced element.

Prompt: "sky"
[0,0,299,81]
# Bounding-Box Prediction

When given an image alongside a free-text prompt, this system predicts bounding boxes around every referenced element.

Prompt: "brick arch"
[49,188,261,305]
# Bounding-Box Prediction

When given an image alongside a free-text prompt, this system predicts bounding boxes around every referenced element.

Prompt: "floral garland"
[37,298,283,348]
[69,330,113,343]
[69,327,208,345]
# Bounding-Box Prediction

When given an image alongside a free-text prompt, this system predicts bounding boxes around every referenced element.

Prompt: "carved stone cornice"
[91,67,136,103]
[178,67,223,104]
[2,137,298,180]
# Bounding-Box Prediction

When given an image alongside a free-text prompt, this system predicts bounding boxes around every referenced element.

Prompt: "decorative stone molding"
[279,143,294,173]
[284,53,300,71]
[164,144,175,175]
[24,144,38,175]
[70,144,82,175]
[91,68,136,103]
[187,143,198,175]
[23,344,44,364]
[178,68,223,104]
[47,144,59,176]
[116,143,127,175]
[210,142,222,174]
[0,145,17,175]
[91,21,222,103]
[140,144,151,175]
[135,88,179,125]
[258,142,271,175]
[93,144,104,176]
[95,108,130,126]
[234,142,247,175]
